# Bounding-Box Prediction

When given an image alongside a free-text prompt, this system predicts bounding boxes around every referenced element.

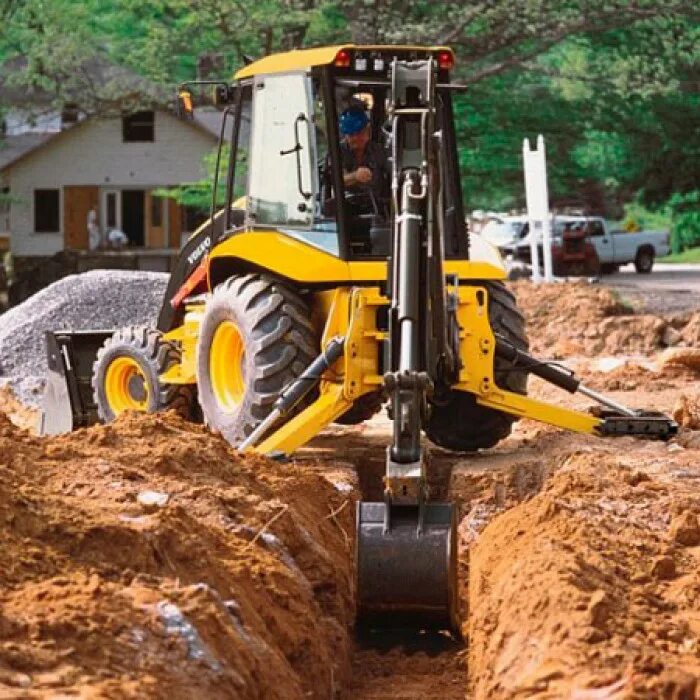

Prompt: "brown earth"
[511,280,700,358]
[0,411,357,699]
[2,278,700,699]
[0,384,39,432]
[466,442,700,699]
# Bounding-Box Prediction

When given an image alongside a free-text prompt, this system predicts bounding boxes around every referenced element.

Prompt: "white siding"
[7,111,216,256]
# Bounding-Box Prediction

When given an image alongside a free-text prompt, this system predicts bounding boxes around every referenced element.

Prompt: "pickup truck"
[482,216,670,274]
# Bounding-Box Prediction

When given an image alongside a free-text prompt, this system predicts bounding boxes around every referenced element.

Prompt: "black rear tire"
[93,326,194,422]
[424,281,528,452]
[196,274,317,445]
[335,391,384,425]
[634,248,654,274]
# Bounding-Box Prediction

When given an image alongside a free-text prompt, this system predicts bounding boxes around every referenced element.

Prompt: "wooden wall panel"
[64,185,98,250]
[147,191,166,248]
[168,199,181,248]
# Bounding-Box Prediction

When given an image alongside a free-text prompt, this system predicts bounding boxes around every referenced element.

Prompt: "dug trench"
[321,370,700,698]
[2,279,700,697]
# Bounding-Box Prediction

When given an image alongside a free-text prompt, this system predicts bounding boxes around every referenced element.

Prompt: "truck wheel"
[634,248,654,274]
[196,274,317,445]
[425,281,528,452]
[93,326,195,422]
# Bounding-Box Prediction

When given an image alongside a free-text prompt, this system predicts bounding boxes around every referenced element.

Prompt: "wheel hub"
[209,320,246,410]
[104,356,150,414]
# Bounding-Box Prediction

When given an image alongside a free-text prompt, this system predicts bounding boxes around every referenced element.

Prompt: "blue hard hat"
[339,108,369,136]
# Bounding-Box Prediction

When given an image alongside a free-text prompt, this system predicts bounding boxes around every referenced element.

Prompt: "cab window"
[247,73,316,229]
[588,220,605,237]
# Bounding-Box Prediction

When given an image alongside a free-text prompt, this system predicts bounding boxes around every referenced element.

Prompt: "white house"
[0,108,219,260]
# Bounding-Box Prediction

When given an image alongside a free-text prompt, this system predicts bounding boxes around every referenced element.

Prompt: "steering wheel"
[346,186,384,219]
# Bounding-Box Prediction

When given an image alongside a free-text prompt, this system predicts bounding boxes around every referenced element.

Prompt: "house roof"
[0,111,219,173]
[192,108,231,140]
[0,55,228,173]
[0,132,57,171]
[0,54,170,115]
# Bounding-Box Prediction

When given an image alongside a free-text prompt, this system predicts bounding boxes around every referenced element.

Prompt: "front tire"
[93,326,193,422]
[425,281,528,452]
[196,274,317,445]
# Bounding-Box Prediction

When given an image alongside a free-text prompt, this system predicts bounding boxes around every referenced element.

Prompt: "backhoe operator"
[338,107,390,215]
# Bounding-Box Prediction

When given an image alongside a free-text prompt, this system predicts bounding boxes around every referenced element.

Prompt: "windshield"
[481,220,525,243]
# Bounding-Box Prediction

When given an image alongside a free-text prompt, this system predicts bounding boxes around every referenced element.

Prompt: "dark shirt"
[340,140,390,201]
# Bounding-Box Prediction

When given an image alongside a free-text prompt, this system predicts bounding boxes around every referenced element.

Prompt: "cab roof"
[234,44,454,80]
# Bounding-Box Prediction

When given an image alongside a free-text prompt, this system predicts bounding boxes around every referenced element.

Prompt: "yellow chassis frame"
[162,285,602,456]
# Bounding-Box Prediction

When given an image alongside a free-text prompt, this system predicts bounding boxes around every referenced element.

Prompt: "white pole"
[538,135,553,282]
[523,138,542,282]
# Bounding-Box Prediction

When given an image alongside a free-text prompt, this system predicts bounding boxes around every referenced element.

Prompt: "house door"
[103,189,122,233]
[64,185,98,250]
[122,190,145,247]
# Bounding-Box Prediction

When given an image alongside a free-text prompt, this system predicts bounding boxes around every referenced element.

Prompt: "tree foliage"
[1,0,698,215]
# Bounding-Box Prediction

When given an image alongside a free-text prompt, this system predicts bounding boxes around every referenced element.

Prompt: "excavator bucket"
[41,330,111,435]
[356,502,459,632]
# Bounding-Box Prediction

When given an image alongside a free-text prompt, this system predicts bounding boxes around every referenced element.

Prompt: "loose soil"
[0,411,357,699]
[511,279,700,358]
[2,278,700,698]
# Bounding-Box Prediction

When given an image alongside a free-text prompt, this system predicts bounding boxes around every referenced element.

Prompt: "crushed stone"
[0,270,168,406]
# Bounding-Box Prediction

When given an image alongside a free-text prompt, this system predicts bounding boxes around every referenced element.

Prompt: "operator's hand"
[355,166,372,184]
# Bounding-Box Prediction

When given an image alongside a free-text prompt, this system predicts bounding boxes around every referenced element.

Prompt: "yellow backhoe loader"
[41,45,676,633]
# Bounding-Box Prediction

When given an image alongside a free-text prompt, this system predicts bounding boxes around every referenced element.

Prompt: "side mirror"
[177,90,194,119]
[213,85,236,107]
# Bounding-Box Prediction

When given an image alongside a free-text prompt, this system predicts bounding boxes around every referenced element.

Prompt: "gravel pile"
[0,270,169,406]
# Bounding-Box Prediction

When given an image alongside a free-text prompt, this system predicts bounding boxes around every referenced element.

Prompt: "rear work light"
[436,50,455,70]
[334,49,351,68]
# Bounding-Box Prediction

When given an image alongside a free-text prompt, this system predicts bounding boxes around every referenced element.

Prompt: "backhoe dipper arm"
[384,57,445,502]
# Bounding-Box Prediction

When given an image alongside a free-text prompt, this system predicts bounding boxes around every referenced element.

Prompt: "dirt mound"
[659,346,700,372]
[673,392,700,429]
[510,280,697,358]
[0,411,356,699]
[576,360,697,392]
[468,452,700,699]
[0,384,39,431]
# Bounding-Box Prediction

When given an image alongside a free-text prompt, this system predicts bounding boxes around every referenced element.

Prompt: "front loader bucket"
[41,330,113,435]
[356,501,459,633]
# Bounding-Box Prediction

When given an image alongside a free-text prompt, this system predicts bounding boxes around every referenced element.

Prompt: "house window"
[123,110,155,142]
[34,189,60,233]
[151,195,162,227]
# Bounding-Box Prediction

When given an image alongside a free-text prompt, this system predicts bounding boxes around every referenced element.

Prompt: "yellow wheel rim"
[104,356,150,414]
[210,320,246,410]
